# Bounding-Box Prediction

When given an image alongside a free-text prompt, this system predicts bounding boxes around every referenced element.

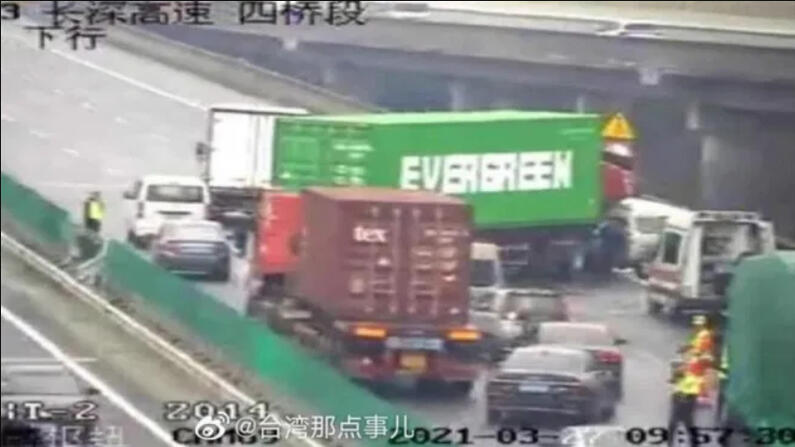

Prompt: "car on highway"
[559,425,631,447]
[485,345,618,425]
[1,364,100,446]
[536,322,627,398]
[151,220,231,281]
[123,175,210,248]
[470,288,569,361]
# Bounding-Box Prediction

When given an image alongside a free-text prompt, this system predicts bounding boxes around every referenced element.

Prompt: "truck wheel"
[648,299,662,315]
[450,381,473,396]
[213,266,230,282]
[126,231,140,248]
[634,263,649,279]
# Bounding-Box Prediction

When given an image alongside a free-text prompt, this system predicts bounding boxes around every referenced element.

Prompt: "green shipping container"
[726,251,795,434]
[273,110,603,229]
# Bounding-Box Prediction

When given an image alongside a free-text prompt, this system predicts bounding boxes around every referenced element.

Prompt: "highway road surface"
[1,246,252,447]
[1,17,693,445]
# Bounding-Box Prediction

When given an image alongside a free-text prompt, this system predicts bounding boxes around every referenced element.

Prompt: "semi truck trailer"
[246,187,485,392]
[269,110,634,277]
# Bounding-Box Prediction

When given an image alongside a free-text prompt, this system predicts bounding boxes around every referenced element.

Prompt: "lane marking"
[1,305,181,447]
[50,48,206,110]
[114,116,128,125]
[34,181,128,189]
[29,129,51,139]
[61,147,80,157]
[52,88,65,96]
[3,31,205,110]
[81,101,95,110]
[1,112,16,123]
[1,357,97,364]
[104,167,123,176]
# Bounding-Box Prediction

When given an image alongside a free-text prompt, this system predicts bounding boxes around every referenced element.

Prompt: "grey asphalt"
[1,248,244,446]
[1,294,169,447]
[1,18,693,444]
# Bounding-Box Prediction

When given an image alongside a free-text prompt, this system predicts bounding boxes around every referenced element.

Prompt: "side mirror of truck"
[122,191,134,200]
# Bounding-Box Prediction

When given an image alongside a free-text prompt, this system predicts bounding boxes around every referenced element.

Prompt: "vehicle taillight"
[136,201,144,218]
[353,326,387,339]
[597,350,622,363]
[555,384,588,396]
[447,328,481,342]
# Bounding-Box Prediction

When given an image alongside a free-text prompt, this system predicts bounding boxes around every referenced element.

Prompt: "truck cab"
[645,210,775,317]
[604,197,689,277]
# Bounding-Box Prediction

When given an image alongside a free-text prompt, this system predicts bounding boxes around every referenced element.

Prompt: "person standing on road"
[83,191,105,234]
[668,368,704,446]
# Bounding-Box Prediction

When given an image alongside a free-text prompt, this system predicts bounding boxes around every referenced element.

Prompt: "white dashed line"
[104,167,123,176]
[114,116,129,125]
[1,306,182,447]
[52,88,65,96]
[34,182,129,189]
[1,112,15,123]
[61,148,80,157]
[29,129,51,140]
[50,48,206,110]
[81,101,95,110]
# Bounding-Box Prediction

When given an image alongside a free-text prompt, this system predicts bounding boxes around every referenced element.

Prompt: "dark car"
[486,346,617,425]
[151,220,230,281]
[536,322,627,398]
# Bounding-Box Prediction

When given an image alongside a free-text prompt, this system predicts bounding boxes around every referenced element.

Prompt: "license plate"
[386,337,443,351]
[519,383,549,393]
[400,354,427,371]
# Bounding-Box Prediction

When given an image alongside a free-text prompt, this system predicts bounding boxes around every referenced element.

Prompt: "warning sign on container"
[602,113,636,140]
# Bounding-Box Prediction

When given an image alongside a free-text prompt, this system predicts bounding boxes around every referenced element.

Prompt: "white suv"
[123,175,210,248]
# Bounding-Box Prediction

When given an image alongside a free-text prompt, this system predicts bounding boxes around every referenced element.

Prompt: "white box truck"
[195,103,308,229]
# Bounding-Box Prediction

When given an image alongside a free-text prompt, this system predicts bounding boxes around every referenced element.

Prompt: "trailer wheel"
[450,381,474,396]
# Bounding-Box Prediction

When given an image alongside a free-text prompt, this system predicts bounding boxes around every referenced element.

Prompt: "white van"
[645,210,775,316]
[123,175,210,247]
[605,197,689,275]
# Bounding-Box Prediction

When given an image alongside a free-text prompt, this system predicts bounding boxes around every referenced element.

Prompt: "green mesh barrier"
[726,251,795,442]
[1,171,74,258]
[102,241,428,446]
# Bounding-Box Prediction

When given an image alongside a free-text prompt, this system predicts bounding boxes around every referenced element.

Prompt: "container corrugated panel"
[253,190,302,274]
[273,110,603,229]
[726,251,795,430]
[295,187,473,325]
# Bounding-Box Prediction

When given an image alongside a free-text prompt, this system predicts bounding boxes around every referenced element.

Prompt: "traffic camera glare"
[2,1,794,447]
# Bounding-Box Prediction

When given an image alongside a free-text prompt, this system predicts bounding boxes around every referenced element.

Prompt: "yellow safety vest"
[675,373,703,395]
[88,200,104,220]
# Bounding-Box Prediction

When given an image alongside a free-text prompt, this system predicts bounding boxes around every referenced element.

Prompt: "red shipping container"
[252,190,303,275]
[294,187,473,325]
[602,161,635,204]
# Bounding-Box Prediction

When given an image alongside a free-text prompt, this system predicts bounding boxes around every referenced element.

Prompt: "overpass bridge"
[136,2,795,237]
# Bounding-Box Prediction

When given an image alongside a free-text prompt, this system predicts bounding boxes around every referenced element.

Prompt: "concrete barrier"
[104,24,384,114]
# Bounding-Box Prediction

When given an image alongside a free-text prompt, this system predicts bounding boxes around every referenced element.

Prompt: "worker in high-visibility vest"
[83,191,105,234]
[668,369,705,445]
[687,315,715,362]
